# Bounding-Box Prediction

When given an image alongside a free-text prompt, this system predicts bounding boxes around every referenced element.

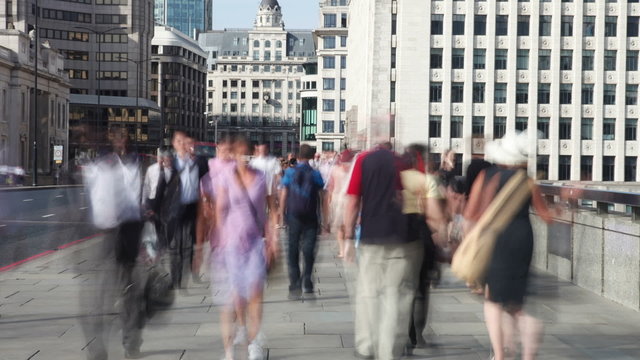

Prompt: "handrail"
[538,183,640,220]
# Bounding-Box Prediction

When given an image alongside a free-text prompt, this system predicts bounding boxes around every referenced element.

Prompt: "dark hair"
[403,143,429,170]
[298,144,315,160]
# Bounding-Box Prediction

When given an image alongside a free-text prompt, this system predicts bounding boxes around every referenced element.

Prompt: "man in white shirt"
[250,144,281,217]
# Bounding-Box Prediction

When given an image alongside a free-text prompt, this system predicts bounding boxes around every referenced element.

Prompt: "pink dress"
[207,164,268,304]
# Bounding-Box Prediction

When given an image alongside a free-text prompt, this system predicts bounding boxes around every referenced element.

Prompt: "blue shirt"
[281,162,325,189]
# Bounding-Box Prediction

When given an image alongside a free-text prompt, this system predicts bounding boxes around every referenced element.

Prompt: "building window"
[452,14,465,35]
[603,156,615,181]
[559,155,571,180]
[495,15,508,36]
[451,116,463,138]
[96,71,127,80]
[322,142,335,151]
[604,84,616,105]
[473,49,486,69]
[604,50,617,71]
[340,35,347,47]
[583,50,595,70]
[625,157,637,181]
[322,121,335,133]
[390,82,395,102]
[451,82,464,103]
[340,120,345,133]
[627,50,639,71]
[581,156,593,181]
[473,82,485,103]
[68,69,88,79]
[340,56,347,69]
[581,118,593,140]
[494,83,507,103]
[626,85,638,105]
[430,82,442,102]
[323,78,335,90]
[538,117,550,139]
[560,84,572,104]
[452,49,464,69]
[560,50,573,70]
[475,15,487,35]
[323,99,335,111]
[41,9,92,23]
[324,14,337,28]
[265,40,271,48]
[494,117,506,138]
[537,155,549,180]
[516,117,528,131]
[391,47,396,68]
[539,49,551,70]
[559,117,572,140]
[629,16,640,37]
[561,16,573,36]
[340,78,346,90]
[431,48,443,69]
[584,16,596,36]
[429,116,442,138]
[582,84,594,104]
[515,83,528,104]
[264,51,271,61]
[95,14,127,24]
[495,49,508,70]
[472,116,485,138]
[431,14,444,35]
[539,15,552,36]
[341,13,348,28]
[323,56,335,69]
[516,49,529,70]
[324,36,336,49]
[538,83,551,104]
[517,15,529,36]
[605,16,617,37]
[603,118,616,140]
[340,99,345,112]
[626,118,638,140]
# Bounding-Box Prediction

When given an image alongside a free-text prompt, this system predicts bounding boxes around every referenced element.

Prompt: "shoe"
[303,279,314,293]
[233,326,248,346]
[221,348,234,360]
[403,343,414,356]
[248,340,264,360]
[124,348,141,359]
[288,287,302,300]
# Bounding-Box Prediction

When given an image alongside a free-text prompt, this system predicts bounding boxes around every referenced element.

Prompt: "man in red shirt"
[344,142,422,360]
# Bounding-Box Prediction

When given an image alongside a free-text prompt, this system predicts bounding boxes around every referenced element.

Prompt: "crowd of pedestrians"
[79,125,566,360]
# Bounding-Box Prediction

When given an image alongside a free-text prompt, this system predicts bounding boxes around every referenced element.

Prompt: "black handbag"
[144,260,175,318]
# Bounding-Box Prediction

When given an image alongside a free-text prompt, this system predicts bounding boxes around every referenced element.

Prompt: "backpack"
[287,164,319,220]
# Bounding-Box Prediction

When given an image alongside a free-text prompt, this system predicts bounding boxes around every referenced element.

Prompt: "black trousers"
[169,203,197,288]
[81,221,145,360]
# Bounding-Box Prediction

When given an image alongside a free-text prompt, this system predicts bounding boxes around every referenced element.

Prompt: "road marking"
[42,214,55,218]
[23,198,34,202]
[79,207,88,210]
[55,195,64,198]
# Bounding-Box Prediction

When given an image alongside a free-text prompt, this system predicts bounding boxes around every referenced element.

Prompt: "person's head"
[231,135,252,165]
[403,144,429,173]
[339,149,355,168]
[298,144,316,161]
[216,135,233,161]
[287,152,295,161]
[172,131,187,155]
[158,148,172,168]
[110,127,129,155]
[255,144,269,157]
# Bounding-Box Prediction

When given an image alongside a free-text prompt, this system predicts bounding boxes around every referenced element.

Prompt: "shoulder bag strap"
[233,168,261,229]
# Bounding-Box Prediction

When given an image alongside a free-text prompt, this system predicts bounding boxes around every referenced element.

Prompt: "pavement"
[2,232,640,360]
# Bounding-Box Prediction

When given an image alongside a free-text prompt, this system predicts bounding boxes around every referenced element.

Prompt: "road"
[0,186,96,269]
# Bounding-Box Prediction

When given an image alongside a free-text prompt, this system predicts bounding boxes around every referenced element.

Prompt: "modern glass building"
[154,0,213,39]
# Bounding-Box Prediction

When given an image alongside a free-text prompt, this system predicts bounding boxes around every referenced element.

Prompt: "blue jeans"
[286,215,318,290]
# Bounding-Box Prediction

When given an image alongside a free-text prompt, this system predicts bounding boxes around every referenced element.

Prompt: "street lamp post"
[31,0,39,186]
[74,26,126,155]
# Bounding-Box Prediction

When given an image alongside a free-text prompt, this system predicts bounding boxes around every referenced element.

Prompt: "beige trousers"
[354,240,423,360]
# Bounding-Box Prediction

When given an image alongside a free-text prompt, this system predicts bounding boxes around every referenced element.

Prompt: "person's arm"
[463,170,487,223]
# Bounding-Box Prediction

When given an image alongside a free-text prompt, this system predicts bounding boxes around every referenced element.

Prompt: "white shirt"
[142,162,171,201]
[250,155,281,196]
[176,156,199,204]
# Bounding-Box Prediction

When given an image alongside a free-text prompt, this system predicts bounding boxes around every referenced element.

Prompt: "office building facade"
[154,0,213,39]
[198,0,315,156]
[346,0,640,181]
[151,25,207,142]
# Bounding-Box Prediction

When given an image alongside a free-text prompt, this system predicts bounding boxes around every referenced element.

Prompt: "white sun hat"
[485,130,530,166]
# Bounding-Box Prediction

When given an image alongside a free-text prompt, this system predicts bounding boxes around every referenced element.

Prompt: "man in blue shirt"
[279,144,325,299]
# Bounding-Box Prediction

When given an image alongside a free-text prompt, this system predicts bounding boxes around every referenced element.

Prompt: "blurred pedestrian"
[81,128,146,359]
[326,149,355,258]
[344,141,422,360]
[464,131,555,360]
[161,131,208,289]
[400,144,447,353]
[279,144,325,299]
[142,148,172,249]
[203,136,277,360]
[250,143,282,221]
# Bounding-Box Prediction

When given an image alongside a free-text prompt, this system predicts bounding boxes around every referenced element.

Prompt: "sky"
[213,0,319,30]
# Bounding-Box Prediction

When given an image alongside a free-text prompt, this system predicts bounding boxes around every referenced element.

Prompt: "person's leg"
[117,222,145,356]
[301,221,318,292]
[502,310,518,359]
[336,227,345,257]
[377,241,422,360]
[354,244,382,358]
[517,311,543,360]
[220,304,236,360]
[286,216,302,294]
[484,293,505,360]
